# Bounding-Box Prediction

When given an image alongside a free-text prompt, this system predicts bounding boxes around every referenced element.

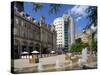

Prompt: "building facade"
[53,14,75,52]
[12,2,57,59]
[75,24,97,44]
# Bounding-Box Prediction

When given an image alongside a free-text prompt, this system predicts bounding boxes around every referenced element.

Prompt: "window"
[24,23,29,28]
[21,21,24,26]
[30,31,32,38]
[14,27,17,35]
[15,18,19,24]
[21,31,24,37]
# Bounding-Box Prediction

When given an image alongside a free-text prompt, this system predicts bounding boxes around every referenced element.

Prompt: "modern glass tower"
[53,14,75,52]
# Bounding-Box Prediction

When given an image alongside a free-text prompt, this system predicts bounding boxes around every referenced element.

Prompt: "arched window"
[15,18,19,24]
[14,27,17,35]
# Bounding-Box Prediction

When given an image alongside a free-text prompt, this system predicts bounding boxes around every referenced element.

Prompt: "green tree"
[70,42,88,52]
[86,6,97,26]
[92,39,97,52]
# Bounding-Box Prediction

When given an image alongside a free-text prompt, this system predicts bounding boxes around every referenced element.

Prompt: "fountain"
[78,58,82,68]
[82,48,88,62]
[69,60,72,69]
[81,48,88,63]
[55,59,60,70]
[38,61,43,72]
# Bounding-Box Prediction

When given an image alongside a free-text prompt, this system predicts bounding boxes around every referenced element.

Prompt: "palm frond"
[49,4,61,14]
[33,3,43,12]
[87,6,97,26]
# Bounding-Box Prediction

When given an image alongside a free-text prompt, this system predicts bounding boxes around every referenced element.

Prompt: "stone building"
[11,2,57,59]
[75,24,97,44]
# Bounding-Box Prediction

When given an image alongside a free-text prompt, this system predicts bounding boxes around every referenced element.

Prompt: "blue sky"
[24,2,90,33]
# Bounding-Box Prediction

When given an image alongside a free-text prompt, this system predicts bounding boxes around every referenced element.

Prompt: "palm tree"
[32,3,97,26]
[48,4,62,14]
[32,3,61,14]
[33,3,43,12]
[86,6,97,26]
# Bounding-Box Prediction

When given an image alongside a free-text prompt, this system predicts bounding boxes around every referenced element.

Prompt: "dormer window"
[21,21,24,26]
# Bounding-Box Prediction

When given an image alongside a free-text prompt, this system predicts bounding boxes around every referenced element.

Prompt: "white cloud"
[76,16,81,22]
[68,5,89,22]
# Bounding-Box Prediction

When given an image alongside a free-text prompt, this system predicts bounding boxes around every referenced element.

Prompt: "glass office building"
[53,14,75,52]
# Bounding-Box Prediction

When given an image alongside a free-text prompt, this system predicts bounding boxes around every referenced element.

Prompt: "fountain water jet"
[55,59,60,70]
[38,61,43,72]
[78,47,88,68]
[81,48,88,64]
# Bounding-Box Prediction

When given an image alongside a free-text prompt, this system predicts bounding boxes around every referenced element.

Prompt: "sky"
[24,2,90,33]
